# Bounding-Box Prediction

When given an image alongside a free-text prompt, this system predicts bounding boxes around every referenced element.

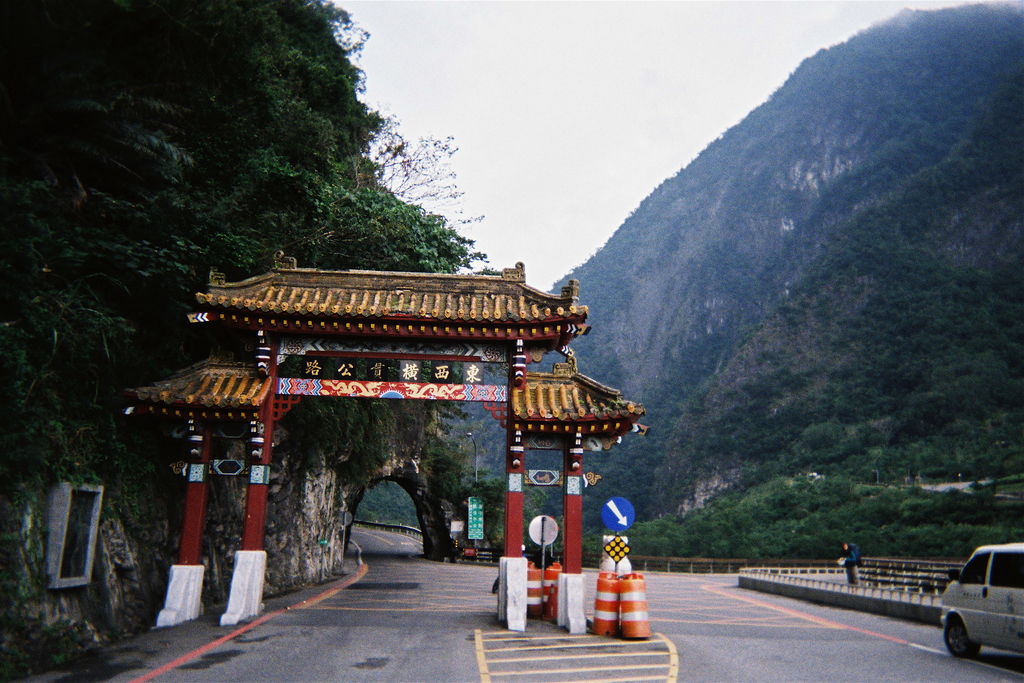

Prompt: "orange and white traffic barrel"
[592,571,621,637]
[527,562,543,618]
[542,561,562,620]
[619,572,651,639]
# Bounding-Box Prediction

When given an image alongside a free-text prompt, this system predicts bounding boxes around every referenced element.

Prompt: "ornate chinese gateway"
[126,256,645,633]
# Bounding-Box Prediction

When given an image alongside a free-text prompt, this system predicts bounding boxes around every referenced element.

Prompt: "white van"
[941,542,1024,657]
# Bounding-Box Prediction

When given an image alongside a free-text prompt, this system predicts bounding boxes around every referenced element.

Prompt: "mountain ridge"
[555,3,1024,528]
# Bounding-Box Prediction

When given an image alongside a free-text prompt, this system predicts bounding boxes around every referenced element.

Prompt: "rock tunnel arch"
[350,471,454,562]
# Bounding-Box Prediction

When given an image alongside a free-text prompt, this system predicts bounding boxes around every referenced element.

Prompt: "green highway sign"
[468,496,484,540]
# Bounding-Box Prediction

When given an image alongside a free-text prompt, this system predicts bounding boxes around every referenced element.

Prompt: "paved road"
[27,529,1024,682]
[641,572,1024,682]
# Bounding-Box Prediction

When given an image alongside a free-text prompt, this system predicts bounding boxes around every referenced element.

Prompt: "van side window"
[990,553,1024,589]
[960,552,990,584]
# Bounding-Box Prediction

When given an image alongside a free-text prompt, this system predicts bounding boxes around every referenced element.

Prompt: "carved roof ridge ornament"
[273,250,298,271]
[502,262,525,282]
[555,348,579,376]
[560,279,580,304]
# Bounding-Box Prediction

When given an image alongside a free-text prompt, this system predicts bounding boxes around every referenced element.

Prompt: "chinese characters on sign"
[279,355,501,384]
[467,497,484,540]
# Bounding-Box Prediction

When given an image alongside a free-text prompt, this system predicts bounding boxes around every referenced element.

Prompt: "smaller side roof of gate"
[124,356,270,421]
[510,359,646,438]
[195,256,587,325]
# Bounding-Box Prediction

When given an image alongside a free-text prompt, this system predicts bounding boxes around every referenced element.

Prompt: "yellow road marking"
[475,629,491,683]
[700,584,845,630]
[650,616,830,628]
[534,676,667,683]
[656,633,678,683]
[488,650,671,664]
[493,663,671,676]
[477,630,675,683]
[353,530,399,546]
[484,639,663,653]
[480,633,593,642]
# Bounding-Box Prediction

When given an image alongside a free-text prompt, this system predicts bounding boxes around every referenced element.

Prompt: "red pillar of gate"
[240,410,274,550]
[241,336,277,551]
[503,340,527,558]
[562,432,584,573]
[503,426,525,558]
[178,424,213,565]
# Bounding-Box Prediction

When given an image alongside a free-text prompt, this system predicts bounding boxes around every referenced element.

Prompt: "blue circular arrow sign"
[601,497,635,532]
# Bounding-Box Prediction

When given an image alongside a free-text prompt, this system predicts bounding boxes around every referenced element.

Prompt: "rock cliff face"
[2,401,451,673]
[557,4,1024,517]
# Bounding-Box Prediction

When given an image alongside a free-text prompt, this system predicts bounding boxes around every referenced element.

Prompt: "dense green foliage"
[627,476,1024,560]
[0,2,478,675]
[358,481,419,526]
[0,0,475,497]
[559,5,1024,554]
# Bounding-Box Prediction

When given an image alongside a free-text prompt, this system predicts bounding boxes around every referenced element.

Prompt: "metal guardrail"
[741,556,966,600]
[348,528,965,589]
[739,566,945,609]
[631,556,838,574]
[353,520,423,537]
[581,553,837,573]
[857,557,961,594]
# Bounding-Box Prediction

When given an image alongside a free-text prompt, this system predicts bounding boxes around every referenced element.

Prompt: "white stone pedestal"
[220,550,266,626]
[498,557,527,632]
[557,572,586,634]
[156,564,205,627]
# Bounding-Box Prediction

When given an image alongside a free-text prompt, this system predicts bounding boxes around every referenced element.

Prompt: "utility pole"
[466,431,478,482]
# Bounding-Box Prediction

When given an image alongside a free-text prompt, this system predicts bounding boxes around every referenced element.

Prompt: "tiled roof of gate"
[512,363,645,423]
[125,357,271,408]
[195,258,587,323]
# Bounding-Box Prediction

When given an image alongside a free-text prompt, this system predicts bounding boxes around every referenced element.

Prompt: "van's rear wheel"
[944,615,980,658]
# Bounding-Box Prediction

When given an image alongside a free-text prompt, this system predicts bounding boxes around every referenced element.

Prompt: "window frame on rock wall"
[46,482,104,589]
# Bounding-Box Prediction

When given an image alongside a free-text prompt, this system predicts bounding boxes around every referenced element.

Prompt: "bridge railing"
[348,527,964,589]
[857,557,961,594]
[581,553,837,573]
[742,557,964,595]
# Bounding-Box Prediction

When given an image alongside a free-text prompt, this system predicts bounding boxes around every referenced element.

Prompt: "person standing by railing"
[840,542,862,584]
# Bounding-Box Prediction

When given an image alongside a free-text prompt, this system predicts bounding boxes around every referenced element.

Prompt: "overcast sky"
[343,1,970,290]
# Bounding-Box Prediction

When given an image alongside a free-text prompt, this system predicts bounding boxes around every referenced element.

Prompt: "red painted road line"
[700,583,911,645]
[128,563,369,683]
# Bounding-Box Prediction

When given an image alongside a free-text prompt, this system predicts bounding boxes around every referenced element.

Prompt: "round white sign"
[528,515,559,546]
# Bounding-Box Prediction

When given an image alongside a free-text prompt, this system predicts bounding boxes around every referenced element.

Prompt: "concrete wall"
[738,572,942,625]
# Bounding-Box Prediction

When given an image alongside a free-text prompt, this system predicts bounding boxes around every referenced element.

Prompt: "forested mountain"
[560,4,1024,554]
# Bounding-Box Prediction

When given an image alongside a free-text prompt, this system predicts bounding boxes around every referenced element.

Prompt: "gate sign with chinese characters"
[275,338,509,401]
[467,497,484,540]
